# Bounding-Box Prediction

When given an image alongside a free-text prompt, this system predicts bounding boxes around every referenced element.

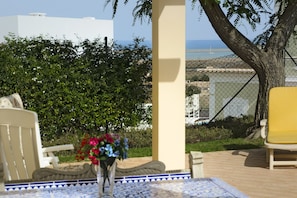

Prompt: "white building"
[0,13,113,43]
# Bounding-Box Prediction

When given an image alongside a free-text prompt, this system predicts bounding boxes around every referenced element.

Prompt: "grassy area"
[59,138,264,163]
[56,116,262,163]
[185,138,263,153]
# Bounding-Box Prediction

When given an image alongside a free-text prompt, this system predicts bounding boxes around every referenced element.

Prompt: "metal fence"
[185,39,297,124]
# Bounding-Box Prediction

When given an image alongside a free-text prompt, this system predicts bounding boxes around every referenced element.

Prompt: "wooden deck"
[203,148,297,198]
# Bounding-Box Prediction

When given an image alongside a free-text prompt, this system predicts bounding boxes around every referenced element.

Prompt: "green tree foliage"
[0,36,151,140]
[186,85,201,97]
[190,74,209,82]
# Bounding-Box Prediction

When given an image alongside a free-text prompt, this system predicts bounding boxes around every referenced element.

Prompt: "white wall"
[0,16,18,41]
[0,14,113,43]
[208,71,258,120]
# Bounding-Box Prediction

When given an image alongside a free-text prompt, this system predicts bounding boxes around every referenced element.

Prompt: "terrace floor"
[62,148,297,198]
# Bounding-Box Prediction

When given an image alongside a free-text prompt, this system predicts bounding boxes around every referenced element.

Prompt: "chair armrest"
[260,119,267,139]
[42,144,74,153]
[41,144,74,168]
[40,156,59,168]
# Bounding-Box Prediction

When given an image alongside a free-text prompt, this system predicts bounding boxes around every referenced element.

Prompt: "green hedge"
[0,36,151,141]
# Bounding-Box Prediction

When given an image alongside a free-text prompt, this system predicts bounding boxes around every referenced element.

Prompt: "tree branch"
[199,0,262,71]
[267,1,297,51]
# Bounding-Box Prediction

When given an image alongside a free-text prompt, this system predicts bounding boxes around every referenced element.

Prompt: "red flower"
[89,137,99,146]
[92,158,99,165]
[76,132,128,165]
[88,155,98,164]
[105,133,114,143]
[92,148,100,155]
[75,150,85,161]
[79,134,90,147]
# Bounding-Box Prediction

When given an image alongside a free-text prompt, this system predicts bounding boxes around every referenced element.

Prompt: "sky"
[0,0,265,41]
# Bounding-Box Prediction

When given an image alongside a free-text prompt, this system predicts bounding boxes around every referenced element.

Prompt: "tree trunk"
[245,50,285,138]
[254,50,285,125]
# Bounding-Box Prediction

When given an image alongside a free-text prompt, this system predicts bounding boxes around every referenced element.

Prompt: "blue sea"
[117,40,234,60]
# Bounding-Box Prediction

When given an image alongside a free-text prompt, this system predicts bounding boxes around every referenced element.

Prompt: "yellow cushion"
[268,130,297,144]
[268,87,297,144]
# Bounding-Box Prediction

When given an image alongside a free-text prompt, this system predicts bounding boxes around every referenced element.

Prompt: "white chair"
[0,108,74,181]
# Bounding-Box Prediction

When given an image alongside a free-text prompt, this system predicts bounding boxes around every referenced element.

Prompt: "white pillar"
[152,0,186,171]
[190,151,204,178]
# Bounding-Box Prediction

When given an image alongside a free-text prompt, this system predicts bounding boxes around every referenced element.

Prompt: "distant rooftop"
[186,54,255,74]
[28,12,46,17]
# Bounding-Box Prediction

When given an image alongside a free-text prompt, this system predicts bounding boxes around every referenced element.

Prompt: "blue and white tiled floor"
[1,173,247,197]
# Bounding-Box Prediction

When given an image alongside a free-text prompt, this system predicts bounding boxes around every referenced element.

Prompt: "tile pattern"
[112,178,247,198]
[0,173,247,198]
[4,173,191,191]
[115,172,191,183]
